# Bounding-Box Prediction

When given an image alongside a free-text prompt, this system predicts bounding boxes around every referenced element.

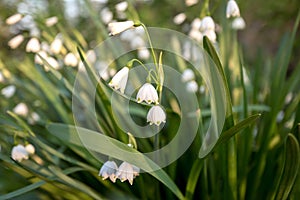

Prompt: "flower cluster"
[226,0,246,30]
[99,161,140,185]
[11,144,35,162]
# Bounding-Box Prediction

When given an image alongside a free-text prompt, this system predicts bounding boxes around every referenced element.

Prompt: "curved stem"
[141,23,159,72]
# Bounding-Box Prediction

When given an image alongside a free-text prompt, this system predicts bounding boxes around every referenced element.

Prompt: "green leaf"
[274,134,300,200]
[47,123,184,199]
[0,167,84,200]
[184,158,203,200]
[199,114,261,158]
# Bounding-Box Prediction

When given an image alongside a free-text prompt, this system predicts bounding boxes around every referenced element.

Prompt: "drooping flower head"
[26,38,40,53]
[109,67,129,93]
[99,161,118,183]
[11,144,29,162]
[108,21,135,36]
[116,161,139,185]
[147,105,166,126]
[136,83,158,104]
[232,17,246,30]
[226,0,240,18]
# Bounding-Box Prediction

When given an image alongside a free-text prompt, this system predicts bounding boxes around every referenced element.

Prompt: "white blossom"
[45,16,58,27]
[100,7,113,24]
[26,38,40,53]
[115,1,128,12]
[138,48,150,60]
[185,0,198,6]
[25,144,35,154]
[191,18,202,30]
[50,36,63,54]
[6,13,23,25]
[116,162,139,185]
[136,83,158,104]
[203,30,217,42]
[181,69,195,82]
[34,51,48,65]
[200,16,215,32]
[130,36,145,49]
[232,17,246,30]
[147,105,166,126]
[45,57,60,70]
[108,67,129,93]
[186,80,198,92]
[99,161,118,183]
[1,85,16,98]
[11,144,28,162]
[13,103,29,116]
[8,35,24,49]
[173,13,186,25]
[188,29,203,42]
[226,0,240,18]
[64,53,78,67]
[108,21,135,36]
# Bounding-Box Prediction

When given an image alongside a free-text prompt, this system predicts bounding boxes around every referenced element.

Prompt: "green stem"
[129,59,158,82]
[141,23,159,72]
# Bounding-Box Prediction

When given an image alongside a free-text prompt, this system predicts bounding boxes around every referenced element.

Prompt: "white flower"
[188,29,203,42]
[6,13,23,25]
[200,16,215,32]
[226,0,240,18]
[99,161,118,183]
[173,13,186,25]
[45,57,60,70]
[116,162,139,185]
[1,85,16,98]
[185,0,198,6]
[232,17,246,30]
[136,83,158,104]
[8,35,24,49]
[108,21,135,36]
[64,53,78,67]
[181,69,195,82]
[13,103,29,116]
[138,47,150,60]
[186,80,198,92]
[203,30,217,42]
[115,1,128,12]
[130,36,145,49]
[50,36,63,54]
[147,105,166,126]
[108,67,129,93]
[34,51,48,65]
[191,18,202,30]
[45,16,58,27]
[26,38,40,53]
[25,144,35,154]
[11,144,29,162]
[100,7,113,24]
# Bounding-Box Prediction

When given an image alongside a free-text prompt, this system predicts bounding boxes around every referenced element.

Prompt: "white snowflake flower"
[1,85,16,98]
[173,13,186,25]
[116,162,139,185]
[108,67,129,93]
[181,69,195,82]
[147,105,166,126]
[108,21,135,36]
[25,144,35,154]
[232,17,246,30]
[6,13,23,25]
[8,35,24,49]
[226,0,240,18]
[99,161,118,183]
[200,16,215,32]
[136,83,158,104]
[64,53,78,67]
[11,144,29,162]
[45,16,58,27]
[26,38,40,53]
[13,103,29,116]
